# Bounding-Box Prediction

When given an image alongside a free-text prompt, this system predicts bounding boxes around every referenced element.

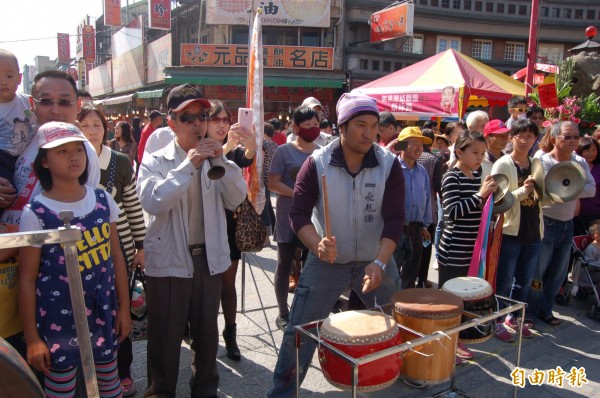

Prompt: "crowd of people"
[1,44,600,398]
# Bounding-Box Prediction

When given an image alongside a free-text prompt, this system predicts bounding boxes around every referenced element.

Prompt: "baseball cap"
[397,126,432,145]
[336,93,379,126]
[38,122,87,149]
[167,84,211,113]
[301,96,323,110]
[484,119,510,136]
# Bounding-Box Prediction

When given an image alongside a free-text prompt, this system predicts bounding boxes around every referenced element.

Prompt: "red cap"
[484,119,510,136]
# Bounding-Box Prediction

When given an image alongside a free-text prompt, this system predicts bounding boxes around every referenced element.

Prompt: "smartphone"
[238,108,254,131]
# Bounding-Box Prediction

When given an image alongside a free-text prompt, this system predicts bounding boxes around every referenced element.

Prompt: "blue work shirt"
[399,157,433,227]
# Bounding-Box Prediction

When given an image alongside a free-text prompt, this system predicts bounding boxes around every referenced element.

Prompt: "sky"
[1,0,107,92]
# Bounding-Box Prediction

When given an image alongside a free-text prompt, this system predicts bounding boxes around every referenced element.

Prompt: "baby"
[0,49,36,216]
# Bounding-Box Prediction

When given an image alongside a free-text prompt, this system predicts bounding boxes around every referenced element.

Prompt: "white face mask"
[518,113,528,120]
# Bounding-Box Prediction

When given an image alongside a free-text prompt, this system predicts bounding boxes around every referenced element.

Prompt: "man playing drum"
[268,93,405,397]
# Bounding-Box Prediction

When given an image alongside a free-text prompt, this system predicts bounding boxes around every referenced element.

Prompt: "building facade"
[345,0,600,88]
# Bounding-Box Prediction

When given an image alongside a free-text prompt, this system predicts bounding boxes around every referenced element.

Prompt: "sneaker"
[456,342,474,359]
[288,275,299,293]
[504,316,533,338]
[275,315,289,331]
[455,355,464,366]
[121,377,137,397]
[494,322,514,343]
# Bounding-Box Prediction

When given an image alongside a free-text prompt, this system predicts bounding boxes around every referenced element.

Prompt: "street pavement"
[127,244,600,398]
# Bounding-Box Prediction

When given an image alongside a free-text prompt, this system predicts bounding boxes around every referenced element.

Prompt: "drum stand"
[293,296,526,398]
[0,211,100,398]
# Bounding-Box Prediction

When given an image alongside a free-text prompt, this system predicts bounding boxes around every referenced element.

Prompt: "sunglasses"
[33,98,76,107]
[178,113,209,124]
[511,107,527,113]
[209,116,232,125]
[557,135,579,141]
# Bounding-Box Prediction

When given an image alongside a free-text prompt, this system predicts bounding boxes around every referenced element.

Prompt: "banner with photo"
[57,33,70,63]
[148,0,171,30]
[206,0,330,27]
[104,0,122,26]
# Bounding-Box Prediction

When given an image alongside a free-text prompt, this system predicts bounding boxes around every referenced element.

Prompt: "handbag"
[129,266,148,341]
[234,198,268,252]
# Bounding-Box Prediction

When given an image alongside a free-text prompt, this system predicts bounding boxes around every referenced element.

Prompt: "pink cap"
[484,119,510,136]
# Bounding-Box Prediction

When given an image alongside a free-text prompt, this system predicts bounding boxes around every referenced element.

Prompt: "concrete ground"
[124,244,600,398]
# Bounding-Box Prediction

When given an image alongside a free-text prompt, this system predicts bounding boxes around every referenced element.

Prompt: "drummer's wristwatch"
[373,259,386,272]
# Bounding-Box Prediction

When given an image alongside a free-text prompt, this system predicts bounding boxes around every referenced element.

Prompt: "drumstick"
[322,174,332,239]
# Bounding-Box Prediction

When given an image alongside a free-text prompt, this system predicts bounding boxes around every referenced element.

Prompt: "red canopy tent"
[354,49,525,119]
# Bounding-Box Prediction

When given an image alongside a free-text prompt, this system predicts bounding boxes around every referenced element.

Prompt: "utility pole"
[525,0,539,98]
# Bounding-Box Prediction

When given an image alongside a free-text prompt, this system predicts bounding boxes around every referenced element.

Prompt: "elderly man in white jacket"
[137,84,246,398]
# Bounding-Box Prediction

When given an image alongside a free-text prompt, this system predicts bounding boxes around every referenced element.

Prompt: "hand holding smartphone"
[238,108,254,133]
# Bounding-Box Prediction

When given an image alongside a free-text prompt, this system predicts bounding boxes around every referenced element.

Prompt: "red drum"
[317,310,402,392]
[0,337,44,397]
[392,289,463,385]
[442,277,496,343]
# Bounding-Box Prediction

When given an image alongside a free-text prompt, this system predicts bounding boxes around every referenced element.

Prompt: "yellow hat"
[397,126,432,145]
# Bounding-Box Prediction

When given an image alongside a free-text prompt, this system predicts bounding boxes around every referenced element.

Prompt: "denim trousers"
[495,236,541,316]
[268,254,401,397]
[527,217,573,319]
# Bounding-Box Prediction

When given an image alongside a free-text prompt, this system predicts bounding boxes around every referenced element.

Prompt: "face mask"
[297,126,321,143]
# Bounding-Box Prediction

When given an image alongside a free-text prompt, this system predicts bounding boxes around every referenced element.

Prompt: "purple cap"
[336,92,379,126]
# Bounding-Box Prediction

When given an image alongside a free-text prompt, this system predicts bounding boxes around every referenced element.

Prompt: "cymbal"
[531,158,545,201]
[492,174,509,204]
[545,160,586,203]
[492,191,516,214]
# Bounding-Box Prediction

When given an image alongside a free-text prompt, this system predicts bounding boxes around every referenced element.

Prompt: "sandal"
[524,319,535,329]
[542,316,560,326]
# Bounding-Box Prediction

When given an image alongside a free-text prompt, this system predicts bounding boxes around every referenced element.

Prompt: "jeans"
[268,254,401,398]
[434,196,444,256]
[495,236,541,316]
[527,217,573,319]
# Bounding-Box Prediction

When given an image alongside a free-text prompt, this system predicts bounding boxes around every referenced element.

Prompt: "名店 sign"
[180,44,334,70]
[370,2,414,43]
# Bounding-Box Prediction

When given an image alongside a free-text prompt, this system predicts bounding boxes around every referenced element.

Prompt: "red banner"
[148,0,171,30]
[370,3,414,43]
[67,67,78,81]
[180,44,334,70]
[104,0,122,26]
[57,33,70,63]
[537,83,559,109]
[82,26,96,63]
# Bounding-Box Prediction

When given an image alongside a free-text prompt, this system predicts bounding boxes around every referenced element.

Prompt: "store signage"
[180,44,334,70]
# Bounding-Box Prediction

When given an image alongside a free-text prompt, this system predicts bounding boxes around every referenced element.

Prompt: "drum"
[391,289,463,385]
[442,277,496,343]
[0,337,44,398]
[317,310,402,392]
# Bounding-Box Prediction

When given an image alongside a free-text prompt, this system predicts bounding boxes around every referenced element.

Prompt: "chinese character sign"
[180,44,334,70]
[149,0,171,30]
[206,0,331,27]
[82,26,96,63]
[104,0,122,27]
[372,88,459,117]
[370,3,414,43]
[57,33,70,63]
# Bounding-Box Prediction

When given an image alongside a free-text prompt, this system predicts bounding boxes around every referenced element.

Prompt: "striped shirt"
[437,167,483,268]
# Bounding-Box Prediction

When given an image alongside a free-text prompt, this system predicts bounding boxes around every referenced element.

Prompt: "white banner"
[206,0,331,27]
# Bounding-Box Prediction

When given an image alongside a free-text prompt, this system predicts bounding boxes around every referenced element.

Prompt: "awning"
[165,67,346,88]
[164,75,343,88]
[511,63,559,80]
[102,94,135,106]
[136,89,164,99]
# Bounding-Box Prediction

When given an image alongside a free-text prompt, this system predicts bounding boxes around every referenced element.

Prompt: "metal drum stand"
[293,295,526,398]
